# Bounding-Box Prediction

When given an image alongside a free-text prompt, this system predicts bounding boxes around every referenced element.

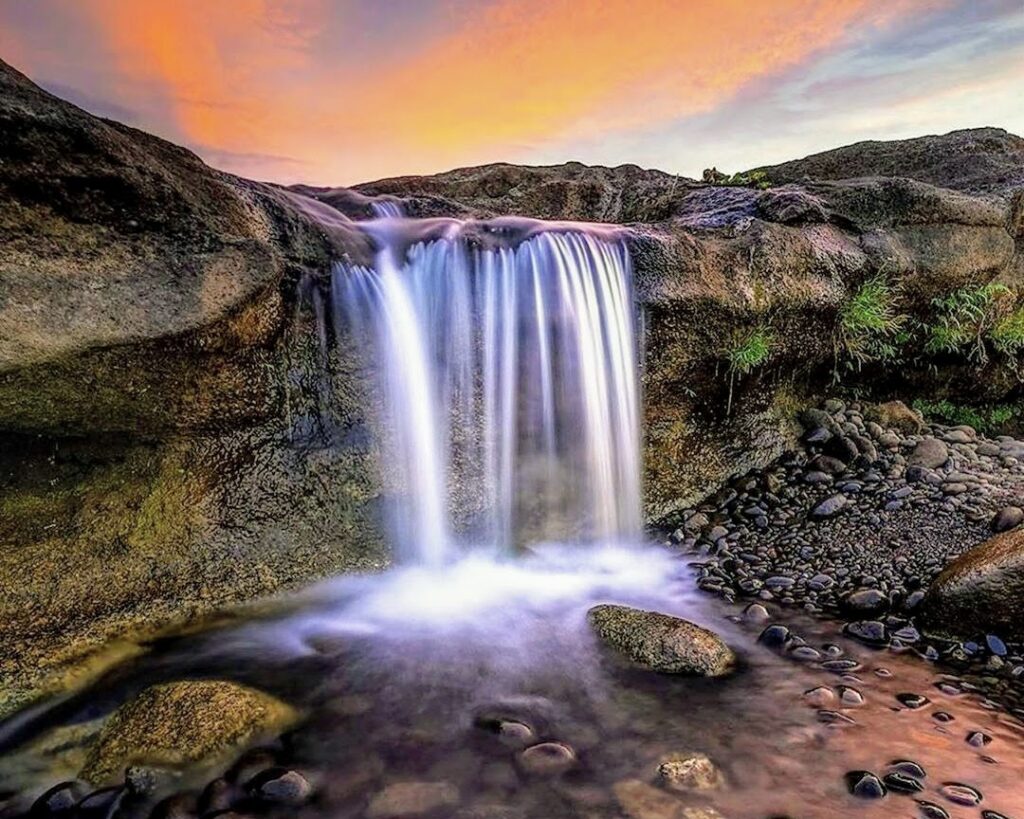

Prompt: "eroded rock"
[588,604,735,676]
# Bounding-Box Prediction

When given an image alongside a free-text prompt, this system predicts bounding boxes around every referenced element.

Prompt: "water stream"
[1,215,1023,818]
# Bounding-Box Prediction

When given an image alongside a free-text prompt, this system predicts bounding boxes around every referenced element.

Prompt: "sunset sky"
[1,0,1022,186]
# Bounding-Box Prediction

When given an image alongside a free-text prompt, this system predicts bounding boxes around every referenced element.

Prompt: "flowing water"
[2,218,1023,818]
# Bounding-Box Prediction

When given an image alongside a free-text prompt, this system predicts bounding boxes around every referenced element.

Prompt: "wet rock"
[845,771,886,798]
[991,506,1023,532]
[656,752,723,791]
[896,693,930,709]
[966,731,992,747]
[29,781,87,817]
[883,772,923,793]
[939,783,982,806]
[248,768,312,807]
[757,624,791,648]
[809,495,849,519]
[75,787,124,819]
[844,621,889,647]
[148,792,198,819]
[889,760,926,779]
[908,439,949,469]
[588,605,734,676]
[841,588,888,617]
[802,686,835,707]
[922,529,1024,640]
[916,801,950,819]
[80,681,297,784]
[517,742,576,776]
[741,603,770,623]
[366,781,460,818]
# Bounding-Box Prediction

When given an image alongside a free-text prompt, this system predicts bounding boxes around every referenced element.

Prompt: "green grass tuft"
[912,398,1021,436]
[836,275,906,372]
[724,326,773,414]
[925,283,1014,363]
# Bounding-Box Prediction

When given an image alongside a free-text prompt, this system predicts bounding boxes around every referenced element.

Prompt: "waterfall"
[330,225,641,564]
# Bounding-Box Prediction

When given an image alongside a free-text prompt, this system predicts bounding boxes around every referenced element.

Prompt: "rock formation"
[1,56,1021,714]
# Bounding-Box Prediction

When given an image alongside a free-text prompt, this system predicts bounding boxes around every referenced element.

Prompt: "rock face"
[921,529,1024,640]
[79,680,298,784]
[588,604,735,676]
[2,55,1023,716]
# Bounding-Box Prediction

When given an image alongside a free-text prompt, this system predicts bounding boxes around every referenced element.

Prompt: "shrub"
[911,398,1021,435]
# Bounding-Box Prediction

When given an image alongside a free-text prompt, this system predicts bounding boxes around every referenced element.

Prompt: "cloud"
[1,0,1019,184]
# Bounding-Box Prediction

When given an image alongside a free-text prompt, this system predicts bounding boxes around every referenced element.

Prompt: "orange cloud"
[53,0,947,182]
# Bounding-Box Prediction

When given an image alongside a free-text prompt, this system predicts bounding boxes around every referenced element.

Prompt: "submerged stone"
[588,604,735,676]
[80,681,298,785]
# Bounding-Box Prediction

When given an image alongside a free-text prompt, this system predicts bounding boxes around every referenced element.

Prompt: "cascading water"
[330,221,641,565]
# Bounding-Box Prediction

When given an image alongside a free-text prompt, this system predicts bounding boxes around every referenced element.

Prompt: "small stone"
[889,760,926,779]
[939,782,982,806]
[74,787,124,819]
[844,620,889,646]
[986,634,1008,656]
[845,771,886,798]
[250,769,312,807]
[883,772,924,793]
[841,589,888,616]
[757,624,791,648]
[837,686,864,706]
[366,782,460,818]
[896,692,930,709]
[656,752,723,791]
[916,801,950,819]
[810,495,849,519]
[803,686,834,707]
[742,603,770,623]
[518,742,576,776]
[966,731,992,747]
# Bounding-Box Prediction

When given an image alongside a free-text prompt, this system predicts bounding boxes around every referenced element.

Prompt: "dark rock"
[757,624,791,648]
[845,771,886,798]
[249,769,312,807]
[29,782,87,818]
[991,506,1024,533]
[883,772,923,793]
[841,589,889,616]
[844,621,889,646]
[809,495,849,519]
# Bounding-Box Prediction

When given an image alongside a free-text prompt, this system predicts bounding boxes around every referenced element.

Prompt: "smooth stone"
[916,801,950,819]
[841,588,888,616]
[588,605,734,676]
[939,783,982,806]
[366,782,460,818]
[966,731,992,746]
[990,506,1023,532]
[803,686,835,706]
[518,742,576,776]
[845,771,886,798]
[889,760,926,779]
[908,439,949,469]
[249,769,312,806]
[883,772,924,793]
[809,495,849,519]
[844,620,889,646]
[896,693,930,709]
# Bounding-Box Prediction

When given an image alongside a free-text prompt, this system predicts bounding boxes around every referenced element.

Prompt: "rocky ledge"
[1,53,1022,715]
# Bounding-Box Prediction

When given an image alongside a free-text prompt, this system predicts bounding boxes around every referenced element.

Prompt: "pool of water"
[2,543,1023,818]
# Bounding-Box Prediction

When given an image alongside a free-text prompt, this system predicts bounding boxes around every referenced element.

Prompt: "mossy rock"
[79,680,298,785]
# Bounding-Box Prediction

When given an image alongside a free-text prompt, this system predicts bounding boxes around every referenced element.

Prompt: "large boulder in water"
[588,604,735,676]
[80,680,298,784]
[921,529,1024,640]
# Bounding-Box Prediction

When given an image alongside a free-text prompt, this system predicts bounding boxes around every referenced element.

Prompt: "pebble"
[939,782,982,806]
[518,742,576,776]
[845,771,886,798]
[249,769,312,807]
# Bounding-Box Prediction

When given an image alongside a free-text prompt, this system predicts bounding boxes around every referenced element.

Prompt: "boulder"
[907,439,949,469]
[921,529,1024,640]
[657,752,724,791]
[588,604,735,676]
[80,681,298,784]
[991,506,1024,533]
[865,401,923,435]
